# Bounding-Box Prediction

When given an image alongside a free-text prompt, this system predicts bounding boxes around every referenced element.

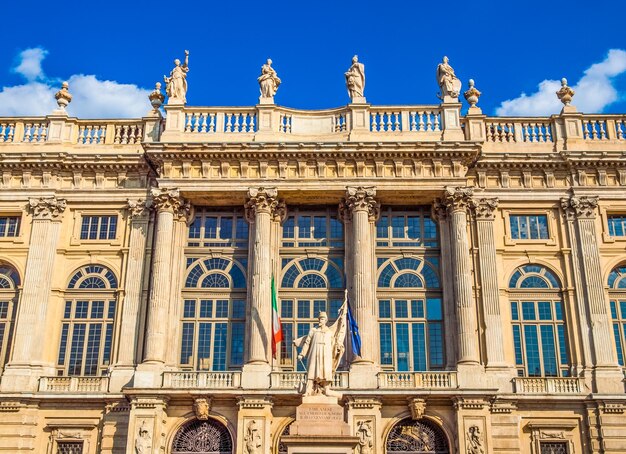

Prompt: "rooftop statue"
[294,298,348,397]
[164,50,190,104]
[258,59,281,101]
[437,56,462,101]
[345,55,366,102]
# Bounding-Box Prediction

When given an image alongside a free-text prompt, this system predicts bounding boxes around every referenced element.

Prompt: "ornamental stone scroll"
[28,196,67,219]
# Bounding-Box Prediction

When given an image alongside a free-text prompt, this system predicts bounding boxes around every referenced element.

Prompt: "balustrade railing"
[39,376,109,393]
[485,118,553,143]
[369,107,441,133]
[513,377,584,394]
[162,371,242,389]
[377,371,457,389]
[270,371,348,389]
[185,108,257,134]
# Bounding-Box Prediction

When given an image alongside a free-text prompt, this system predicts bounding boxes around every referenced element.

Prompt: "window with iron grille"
[57,441,84,454]
[540,441,569,454]
[0,216,20,237]
[80,215,117,240]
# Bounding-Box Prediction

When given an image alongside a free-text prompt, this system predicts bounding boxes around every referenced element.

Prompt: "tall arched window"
[58,265,118,376]
[508,264,570,377]
[608,263,626,366]
[279,256,344,370]
[0,263,20,369]
[181,257,247,371]
[377,256,443,371]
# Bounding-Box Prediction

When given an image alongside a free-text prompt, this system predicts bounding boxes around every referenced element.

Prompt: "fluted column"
[143,188,186,364]
[244,188,279,365]
[270,200,286,370]
[344,186,380,365]
[2,197,66,391]
[561,196,618,371]
[473,198,506,367]
[442,187,480,365]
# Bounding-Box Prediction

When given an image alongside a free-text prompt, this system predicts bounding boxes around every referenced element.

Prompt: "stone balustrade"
[1,109,625,148]
[269,371,349,390]
[377,371,458,389]
[38,376,110,393]
[512,377,585,394]
[162,371,242,389]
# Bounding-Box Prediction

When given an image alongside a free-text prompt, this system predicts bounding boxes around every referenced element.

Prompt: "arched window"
[279,255,345,370]
[181,257,247,371]
[377,256,443,371]
[58,265,118,376]
[608,263,626,366]
[508,264,570,377]
[0,263,20,369]
[385,417,449,453]
[172,418,233,454]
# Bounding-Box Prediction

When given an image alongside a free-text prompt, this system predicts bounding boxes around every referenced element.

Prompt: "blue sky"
[0,0,625,117]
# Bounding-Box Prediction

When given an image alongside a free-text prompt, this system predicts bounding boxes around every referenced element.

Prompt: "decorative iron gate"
[172,419,233,454]
[385,418,449,454]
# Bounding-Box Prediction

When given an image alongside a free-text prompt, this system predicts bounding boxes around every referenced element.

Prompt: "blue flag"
[346,296,362,357]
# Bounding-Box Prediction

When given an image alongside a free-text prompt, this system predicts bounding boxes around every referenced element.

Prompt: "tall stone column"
[432,201,457,370]
[242,187,279,388]
[136,188,186,387]
[561,196,623,393]
[344,187,380,388]
[442,187,480,367]
[110,198,152,391]
[270,200,286,371]
[1,197,66,392]
[473,198,507,368]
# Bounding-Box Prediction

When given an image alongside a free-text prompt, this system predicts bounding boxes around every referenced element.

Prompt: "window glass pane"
[613,324,624,366]
[313,300,326,317]
[524,325,541,376]
[395,300,408,318]
[102,323,113,366]
[68,324,86,375]
[379,323,393,366]
[522,302,536,320]
[406,216,420,239]
[297,300,310,318]
[376,216,389,238]
[412,323,426,371]
[84,324,102,375]
[219,217,233,240]
[330,217,343,239]
[183,300,196,318]
[426,298,442,321]
[511,302,519,320]
[189,217,201,238]
[557,325,569,365]
[204,217,217,238]
[329,300,342,320]
[212,323,228,371]
[232,300,245,319]
[610,301,618,319]
[537,215,549,238]
[281,300,293,318]
[298,216,312,238]
[396,323,410,371]
[235,217,248,239]
[512,325,523,365]
[215,300,228,318]
[554,301,564,321]
[428,322,444,367]
[540,325,558,377]
[391,216,404,238]
[230,322,245,366]
[412,300,424,318]
[58,324,69,365]
[281,324,293,366]
[75,301,89,319]
[282,217,295,238]
[423,216,437,239]
[180,323,194,365]
[538,302,552,320]
[197,323,212,370]
[313,216,326,239]
[379,300,391,318]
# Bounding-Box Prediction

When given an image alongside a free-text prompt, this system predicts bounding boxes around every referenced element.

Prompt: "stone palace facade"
[0,70,625,454]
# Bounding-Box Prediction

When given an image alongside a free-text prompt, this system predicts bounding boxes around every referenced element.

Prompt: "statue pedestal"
[283,396,359,454]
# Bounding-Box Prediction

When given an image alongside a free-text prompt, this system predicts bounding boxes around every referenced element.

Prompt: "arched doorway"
[385,418,449,453]
[172,419,233,454]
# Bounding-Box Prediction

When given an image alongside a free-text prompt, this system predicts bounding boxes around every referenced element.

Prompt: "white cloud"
[0,47,151,118]
[496,49,626,116]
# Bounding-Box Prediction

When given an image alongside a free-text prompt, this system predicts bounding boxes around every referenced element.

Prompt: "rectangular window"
[0,216,20,237]
[510,214,549,240]
[57,442,84,454]
[375,208,438,247]
[186,209,248,248]
[540,442,569,454]
[608,214,626,237]
[80,215,117,240]
[281,209,344,247]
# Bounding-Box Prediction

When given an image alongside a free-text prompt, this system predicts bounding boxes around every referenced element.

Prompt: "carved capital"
[193,397,211,420]
[408,397,427,420]
[175,199,192,222]
[245,187,279,222]
[344,186,380,221]
[442,186,474,213]
[560,195,598,220]
[272,200,287,224]
[473,197,499,220]
[151,188,185,214]
[431,199,448,222]
[28,196,67,219]
[126,198,153,219]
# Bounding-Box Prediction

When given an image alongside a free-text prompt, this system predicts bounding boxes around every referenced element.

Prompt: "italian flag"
[271,275,283,358]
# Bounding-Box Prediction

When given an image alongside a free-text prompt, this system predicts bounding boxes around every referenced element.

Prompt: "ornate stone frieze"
[560,195,598,219]
[244,187,279,222]
[599,401,626,414]
[28,196,67,219]
[193,397,211,420]
[150,188,185,213]
[408,397,427,420]
[126,198,153,219]
[473,197,499,220]
[344,186,380,221]
[442,186,474,213]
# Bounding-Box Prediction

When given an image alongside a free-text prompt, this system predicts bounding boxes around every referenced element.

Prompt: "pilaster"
[270,200,286,370]
[454,397,491,454]
[2,196,66,392]
[343,186,380,388]
[345,396,382,454]
[125,395,169,454]
[561,195,623,393]
[236,396,273,454]
[241,187,280,388]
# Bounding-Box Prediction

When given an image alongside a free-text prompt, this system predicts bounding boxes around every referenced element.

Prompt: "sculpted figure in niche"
[437,56,462,100]
[466,425,485,454]
[294,304,347,396]
[345,55,366,101]
[243,420,262,454]
[135,421,151,454]
[258,59,281,99]
[355,420,374,454]
[164,50,190,104]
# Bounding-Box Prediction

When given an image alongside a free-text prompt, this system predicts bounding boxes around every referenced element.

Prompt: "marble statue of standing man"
[164,50,190,104]
[345,55,366,102]
[258,58,281,102]
[437,56,462,101]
